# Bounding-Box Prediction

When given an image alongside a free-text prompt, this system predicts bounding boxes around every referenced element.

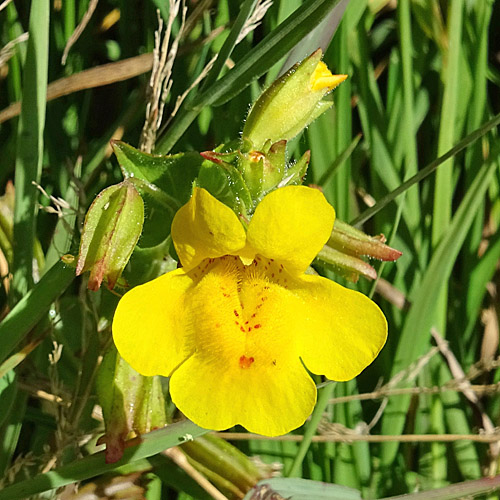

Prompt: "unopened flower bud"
[76,180,144,291]
[242,49,347,150]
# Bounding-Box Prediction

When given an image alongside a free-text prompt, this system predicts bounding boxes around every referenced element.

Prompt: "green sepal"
[316,245,377,283]
[196,156,253,220]
[76,180,144,291]
[328,219,403,261]
[112,140,202,206]
[96,346,166,464]
[281,150,310,186]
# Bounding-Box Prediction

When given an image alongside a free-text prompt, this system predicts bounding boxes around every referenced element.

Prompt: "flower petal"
[170,354,316,436]
[168,255,316,435]
[291,274,387,381]
[171,188,247,271]
[112,269,193,376]
[246,186,335,274]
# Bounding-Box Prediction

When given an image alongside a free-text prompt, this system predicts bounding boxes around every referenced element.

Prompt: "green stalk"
[397,0,420,240]
[350,111,500,227]
[286,382,336,478]
[381,474,500,500]
[11,0,50,301]
[0,261,75,366]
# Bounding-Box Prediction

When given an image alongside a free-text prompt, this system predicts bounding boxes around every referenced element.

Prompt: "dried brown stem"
[216,432,500,444]
[61,0,99,65]
[0,53,154,124]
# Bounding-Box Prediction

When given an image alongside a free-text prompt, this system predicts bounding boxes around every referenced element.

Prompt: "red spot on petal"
[234,310,239,317]
[240,326,246,332]
[254,324,261,329]
[239,355,255,369]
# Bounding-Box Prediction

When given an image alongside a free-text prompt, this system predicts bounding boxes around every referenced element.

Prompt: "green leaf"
[112,140,202,206]
[201,0,258,90]
[0,420,208,500]
[243,477,361,500]
[0,371,17,429]
[196,159,252,217]
[11,0,50,300]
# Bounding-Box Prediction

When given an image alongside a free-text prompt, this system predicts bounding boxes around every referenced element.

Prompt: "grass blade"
[0,420,207,500]
[286,383,336,477]
[201,0,258,90]
[11,0,50,300]
[350,111,500,227]
[0,261,75,366]
[379,147,499,466]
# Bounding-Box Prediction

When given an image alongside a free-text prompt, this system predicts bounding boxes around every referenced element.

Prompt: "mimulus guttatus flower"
[112,186,387,436]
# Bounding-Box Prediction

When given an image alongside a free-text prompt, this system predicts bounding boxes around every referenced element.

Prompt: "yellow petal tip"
[310,61,348,92]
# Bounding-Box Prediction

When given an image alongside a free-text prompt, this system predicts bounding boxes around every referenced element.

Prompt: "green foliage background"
[0,0,499,498]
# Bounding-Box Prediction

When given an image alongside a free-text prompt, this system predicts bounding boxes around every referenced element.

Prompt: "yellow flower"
[112,186,387,436]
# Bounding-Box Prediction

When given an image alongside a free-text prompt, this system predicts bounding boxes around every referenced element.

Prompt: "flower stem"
[286,381,336,477]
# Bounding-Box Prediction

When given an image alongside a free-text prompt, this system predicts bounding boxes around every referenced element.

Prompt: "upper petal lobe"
[171,188,247,271]
[246,186,335,275]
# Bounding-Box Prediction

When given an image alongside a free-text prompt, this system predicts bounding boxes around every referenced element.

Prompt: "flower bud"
[242,49,347,150]
[96,347,166,463]
[317,220,402,282]
[76,180,144,291]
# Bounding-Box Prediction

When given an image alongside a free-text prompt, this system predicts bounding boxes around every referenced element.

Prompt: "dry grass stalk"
[0,0,12,13]
[140,1,187,153]
[61,0,99,65]
[216,431,500,444]
[236,0,273,43]
[0,53,154,124]
[164,447,230,500]
[0,32,29,69]
[432,327,499,473]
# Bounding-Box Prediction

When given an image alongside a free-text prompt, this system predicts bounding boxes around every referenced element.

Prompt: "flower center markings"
[187,255,292,370]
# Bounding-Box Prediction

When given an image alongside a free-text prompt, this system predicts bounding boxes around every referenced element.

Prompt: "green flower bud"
[242,49,347,150]
[96,346,166,463]
[76,180,144,291]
